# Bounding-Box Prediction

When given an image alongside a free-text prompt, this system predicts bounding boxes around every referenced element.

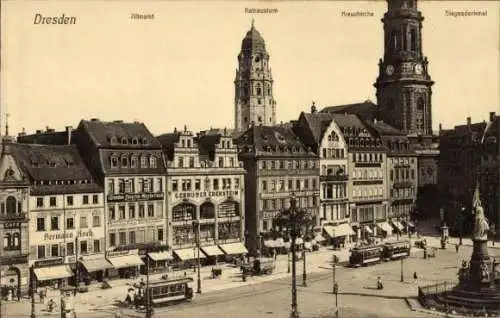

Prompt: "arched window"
[417,97,425,111]
[3,234,10,248]
[110,156,118,168]
[391,30,398,52]
[149,156,157,168]
[12,233,20,247]
[6,196,17,215]
[256,84,262,96]
[219,200,239,218]
[130,155,138,168]
[121,137,128,145]
[140,156,148,168]
[200,202,215,219]
[121,156,129,167]
[410,29,417,51]
[172,203,196,222]
[110,136,118,145]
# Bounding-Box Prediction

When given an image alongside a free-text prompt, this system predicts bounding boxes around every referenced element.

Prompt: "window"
[93,240,101,253]
[67,242,74,256]
[111,156,118,168]
[51,216,59,230]
[158,229,164,242]
[129,231,136,244]
[288,180,293,190]
[119,206,126,219]
[121,156,128,167]
[147,204,154,217]
[119,232,126,245]
[178,157,184,168]
[131,156,138,168]
[213,179,219,190]
[49,197,56,207]
[262,181,267,191]
[139,204,145,218]
[157,178,163,192]
[37,197,44,208]
[189,157,195,168]
[83,195,89,205]
[80,240,88,254]
[118,179,125,193]
[37,217,45,231]
[37,245,46,259]
[125,179,134,193]
[410,28,417,51]
[150,156,157,168]
[51,244,59,257]
[140,156,148,168]
[129,204,136,218]
[107,179,115,194]
[218,157,224,168]
[66,217,74,229]
[296,180,301,190]
[80,216,88,228]
[195,179,201,190]
[93,195,99,204]
[109,206,116,220]
[109,233,116,247]
[172,180,178,191]
[417,97,425,111]
[234,178,240,189]
[92,215,100,227]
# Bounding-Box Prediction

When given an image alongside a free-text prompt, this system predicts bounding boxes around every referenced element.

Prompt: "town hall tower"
[234,20,277,131]
[374,0,434,135]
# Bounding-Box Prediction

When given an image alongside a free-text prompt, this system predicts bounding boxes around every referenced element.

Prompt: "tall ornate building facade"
[293,105,352,247]
[374,0,434,135]
[157,127,247,264]
[235,125,320,254]
[234,20,277,131]
[0,136,30,296]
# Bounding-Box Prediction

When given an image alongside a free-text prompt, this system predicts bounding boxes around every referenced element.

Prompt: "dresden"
[33,13,76,24]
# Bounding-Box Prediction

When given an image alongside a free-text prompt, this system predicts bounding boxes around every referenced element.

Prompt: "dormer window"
[111,156,118,168]
[110,136,118,145]
[121,137,128,145]
[121,156,129,167]
[140,156,148,168]
[142,138,148,145]
[132,138,138,145]
[149,156,157,168]
[131,155,138,168]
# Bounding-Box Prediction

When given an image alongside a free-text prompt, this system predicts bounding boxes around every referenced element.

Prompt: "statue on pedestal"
[473,206,490,242]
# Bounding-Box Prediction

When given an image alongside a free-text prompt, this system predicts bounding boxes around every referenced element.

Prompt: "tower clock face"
[385,65,395,76]
[414,63,423,75]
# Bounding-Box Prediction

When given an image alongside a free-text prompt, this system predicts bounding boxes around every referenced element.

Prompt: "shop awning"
[323,226,335,238]
[200,245,225,257]
[148,251,173,261]
[219,242,248,255]
[377,222,393,234]
[324,224,355,238]
[79,257,113,272]
[392,221,404,231]
[108,254,145,269]
[34,265,73,281]
[406,220,415,228]
[304,242,312,250]
[295,238,304,245]
[314,234,327,242]
[264,240,276,248]
[173,248,206,261]
[364,226,373,234]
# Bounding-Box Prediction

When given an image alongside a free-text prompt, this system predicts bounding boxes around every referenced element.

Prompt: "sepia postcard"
[0,0,499,317]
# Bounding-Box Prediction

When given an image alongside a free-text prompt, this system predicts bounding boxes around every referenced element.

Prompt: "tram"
[141,277,194,307]
[381,240,411,260]
[348,245,383,267]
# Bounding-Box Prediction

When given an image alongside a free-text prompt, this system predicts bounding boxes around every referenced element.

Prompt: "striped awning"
[200,245,225,257]
[108,254,144,269]
[392,221,404,231]
[148,251,174,261]
[219,242,248,255]
[34,265,73,281]
[173,248,206,261]
[79,257,113,272]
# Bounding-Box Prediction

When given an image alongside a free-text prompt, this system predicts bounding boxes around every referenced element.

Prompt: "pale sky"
[1,0,499,136]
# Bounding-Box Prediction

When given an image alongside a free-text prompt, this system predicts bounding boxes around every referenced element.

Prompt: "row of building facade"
[0,108,423,295]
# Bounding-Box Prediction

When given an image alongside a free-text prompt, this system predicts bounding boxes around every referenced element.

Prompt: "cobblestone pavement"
[3,234,498,317]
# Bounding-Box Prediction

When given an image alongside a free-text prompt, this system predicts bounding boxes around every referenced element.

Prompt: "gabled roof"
[301,112,336,144]
[365,120,405,136]
[78,119,161,149]
[320,100,378,116]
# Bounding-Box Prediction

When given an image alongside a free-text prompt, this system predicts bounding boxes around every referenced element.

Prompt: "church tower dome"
[234,19,277,132]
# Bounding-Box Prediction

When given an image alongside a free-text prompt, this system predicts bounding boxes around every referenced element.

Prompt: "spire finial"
[251,18,255,29]
[5,113,10,137]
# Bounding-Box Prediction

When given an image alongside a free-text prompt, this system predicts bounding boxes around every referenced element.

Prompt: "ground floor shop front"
[0,257,29,300]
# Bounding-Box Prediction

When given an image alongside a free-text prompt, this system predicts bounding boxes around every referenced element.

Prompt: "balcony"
[0,212,28,221]
[320,174,348,182]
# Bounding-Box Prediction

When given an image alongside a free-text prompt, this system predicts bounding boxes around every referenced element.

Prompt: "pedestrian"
[413,271,418,284]
[455,244,459,253]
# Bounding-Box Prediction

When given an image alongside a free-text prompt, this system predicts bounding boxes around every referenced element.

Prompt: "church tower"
[234,20,276,131]
[374,0,434,135]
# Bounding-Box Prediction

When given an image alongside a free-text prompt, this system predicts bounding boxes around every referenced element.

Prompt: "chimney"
[466,117,471,126]
[90,118,99,122]
[489,112,496,122]
[439,123,442,132]
[36,130,42,134]
[66,126,73,145]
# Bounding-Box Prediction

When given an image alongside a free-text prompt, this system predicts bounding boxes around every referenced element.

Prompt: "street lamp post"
[287,251,291,274]
[192,219,202,294]
[145,256,152,318]
[459,207,465,245]
[30,266,36,318]
[333,282,339,318]
[274,194,314,318]
[302,249,307,287]
[400,257,404,282]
